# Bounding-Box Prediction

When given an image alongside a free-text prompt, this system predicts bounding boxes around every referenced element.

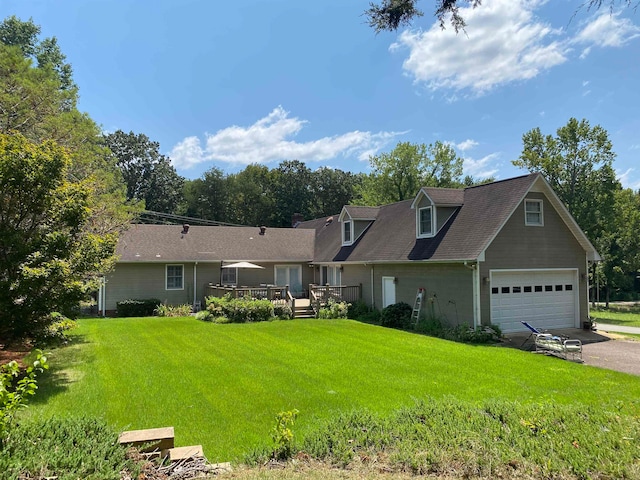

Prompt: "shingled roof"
[116,224,315,263]
[301,173,557,263]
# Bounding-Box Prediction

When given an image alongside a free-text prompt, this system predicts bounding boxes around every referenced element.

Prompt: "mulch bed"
[0,341,34,366]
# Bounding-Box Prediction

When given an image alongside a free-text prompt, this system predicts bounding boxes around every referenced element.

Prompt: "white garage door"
[490,270,578,333]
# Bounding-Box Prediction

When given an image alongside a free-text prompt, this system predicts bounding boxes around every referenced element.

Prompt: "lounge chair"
[520,321,548,349]
[534,333,583,362]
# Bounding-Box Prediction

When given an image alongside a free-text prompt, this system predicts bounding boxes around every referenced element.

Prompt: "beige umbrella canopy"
[221,261,265,269]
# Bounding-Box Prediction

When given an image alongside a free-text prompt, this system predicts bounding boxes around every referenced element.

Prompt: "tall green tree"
[226,164,275,226]
[103,130,184,214]
[0,133,116,341]
[357,141,464,205]
[271,160,313,227]
[309,167,362,218]
[0,16,136,236]
[182,167,231,222]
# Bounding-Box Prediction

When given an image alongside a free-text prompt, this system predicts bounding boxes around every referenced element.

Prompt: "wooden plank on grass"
[118,426,174,451]
[163,445,204,462]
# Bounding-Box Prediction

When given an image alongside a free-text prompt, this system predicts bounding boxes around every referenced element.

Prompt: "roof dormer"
[338,206,379,246]
[411,187,464,239]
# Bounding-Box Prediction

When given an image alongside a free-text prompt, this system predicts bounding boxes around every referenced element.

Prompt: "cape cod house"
[100,173,599,333]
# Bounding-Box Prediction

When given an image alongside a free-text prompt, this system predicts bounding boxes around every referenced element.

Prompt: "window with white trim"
[166,265,184,290]
[342,220,353,245]
[418,206,433,237]
[321,265,342,285]
[525,199,543,226]
[221,268,237,285]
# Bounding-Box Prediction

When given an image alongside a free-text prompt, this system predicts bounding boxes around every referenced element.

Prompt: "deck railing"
[309,284,361,313]
[206,284,292,310]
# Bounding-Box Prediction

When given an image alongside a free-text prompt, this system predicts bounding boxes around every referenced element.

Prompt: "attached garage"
[490,269,579,333]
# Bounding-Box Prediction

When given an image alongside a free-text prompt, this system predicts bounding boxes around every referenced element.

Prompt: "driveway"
[502,328,640,376]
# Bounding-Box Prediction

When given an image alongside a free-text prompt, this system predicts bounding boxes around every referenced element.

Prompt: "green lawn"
[591,307,640,327]
[28,317,640,462]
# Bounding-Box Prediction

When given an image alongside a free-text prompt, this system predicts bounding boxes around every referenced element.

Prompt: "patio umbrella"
[221,261,265,269]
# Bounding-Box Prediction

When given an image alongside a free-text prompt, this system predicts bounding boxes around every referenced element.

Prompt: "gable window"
[418,206,433,237]
[221,267,237,285]
[525,199,543,226]
[342,220,353,245]
[166,264,184,290]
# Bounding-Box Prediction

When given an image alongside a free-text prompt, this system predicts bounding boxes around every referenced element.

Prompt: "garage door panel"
[491,270,577,333]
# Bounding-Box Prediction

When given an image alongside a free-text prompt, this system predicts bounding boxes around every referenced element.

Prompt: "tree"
[0,16,136,236]
[364,0,637,33]
[0,15,74,91]
[357,141,464,205]
[103,130,184,214]
[182,167,231,222]
[270,160,313,227]
[0,133,116,341]
[226,164,275,226]
[309,167,362,218]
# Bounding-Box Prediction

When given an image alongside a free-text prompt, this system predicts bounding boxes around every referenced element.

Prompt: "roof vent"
[181,224,190,234]
[259,226,267,235]
[324,216,333,227]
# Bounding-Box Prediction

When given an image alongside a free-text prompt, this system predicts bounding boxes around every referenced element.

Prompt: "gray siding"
[480,192,589,324]
[436,206,457,231]
[106,261,313,311]
[342,263,473,326]
[353,220,371,241]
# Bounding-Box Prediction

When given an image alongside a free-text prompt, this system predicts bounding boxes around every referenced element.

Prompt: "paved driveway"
[503,328,640,376]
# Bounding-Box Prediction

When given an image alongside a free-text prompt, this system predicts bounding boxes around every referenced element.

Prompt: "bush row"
[116,298,161,317]
[196,295,293,323]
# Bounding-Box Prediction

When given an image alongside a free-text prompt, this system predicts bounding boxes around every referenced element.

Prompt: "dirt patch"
[0,341,34,366]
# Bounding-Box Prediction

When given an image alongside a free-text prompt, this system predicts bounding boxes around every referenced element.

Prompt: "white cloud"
[463,152,501,179]
[573,12,640,57]
[391,0,568,94]
[391,0,639,95]
[618,168,640,190]
[170,106,406,169]
[456,139,479,151]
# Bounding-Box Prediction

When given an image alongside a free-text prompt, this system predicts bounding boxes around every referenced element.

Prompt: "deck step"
[163,445,204,462]
[119,427,174,452]
[294,307,316,318]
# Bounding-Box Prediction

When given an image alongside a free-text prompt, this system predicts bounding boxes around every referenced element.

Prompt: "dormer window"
[342,220,353,245]
[417,206,434,238]
[525,199,543,226]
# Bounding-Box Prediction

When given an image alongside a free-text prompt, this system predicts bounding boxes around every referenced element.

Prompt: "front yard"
[25,317,640,466]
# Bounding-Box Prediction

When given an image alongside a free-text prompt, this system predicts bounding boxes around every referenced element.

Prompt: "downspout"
[370,265,375,308]
[101,276,106,317]
[193,262,198,308]
[464,261,481,328]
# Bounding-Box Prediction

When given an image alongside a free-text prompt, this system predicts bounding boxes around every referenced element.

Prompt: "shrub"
[0,416,140,480]
[116,298,161,317]
[34,312,77,345]
[380,302,413,329]
[0,349,48,446]
[205,295,274,323]
[273,304,293,320]
[195,310,213,322]
[347,300,371,319]
[318,299,350,319]
[155,303,192,317]
[271,409,299,460]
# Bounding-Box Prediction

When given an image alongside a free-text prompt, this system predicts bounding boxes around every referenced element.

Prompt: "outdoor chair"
[520,321,548,348]
[534,333,583,362]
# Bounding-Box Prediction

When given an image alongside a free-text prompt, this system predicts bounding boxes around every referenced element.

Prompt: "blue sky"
[4,0,640,188]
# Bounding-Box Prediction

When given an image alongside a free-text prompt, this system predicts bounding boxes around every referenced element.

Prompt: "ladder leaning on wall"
[412,288,425,324]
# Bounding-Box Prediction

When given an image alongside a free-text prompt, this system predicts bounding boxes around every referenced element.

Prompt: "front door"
[382,276,396,308]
